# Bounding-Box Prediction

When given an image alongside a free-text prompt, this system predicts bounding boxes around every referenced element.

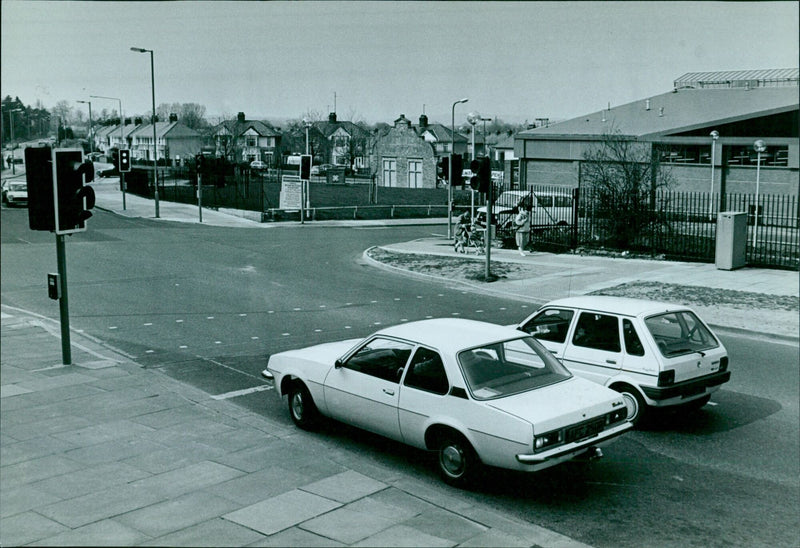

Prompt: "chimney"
[169,113,178,122]
[237,112,245,122]
[134,116,143,125]
[645,99,651,111]
[419,114,428,128]
[328,112,337,123]
[394,114,411,128]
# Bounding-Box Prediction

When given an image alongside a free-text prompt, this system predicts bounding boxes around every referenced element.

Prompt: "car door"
[518,308,575,359]
[398,346,451,447]
[323,336,413,441]
[562,311,623,384]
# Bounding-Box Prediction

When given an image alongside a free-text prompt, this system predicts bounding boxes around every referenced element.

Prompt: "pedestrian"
[514,204,531,256]
[6,155,11,169]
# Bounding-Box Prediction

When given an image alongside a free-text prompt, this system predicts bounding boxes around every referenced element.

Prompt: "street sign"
[280,175,303,211]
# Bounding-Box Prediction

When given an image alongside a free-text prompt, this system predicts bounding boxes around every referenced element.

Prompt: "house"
[130,115,203,164]
[212,112,281,166]
[93,124,118,152]
[309,112,371,171]
[371,114,437,188]
[515,68,799,195]
[414,114,469,165]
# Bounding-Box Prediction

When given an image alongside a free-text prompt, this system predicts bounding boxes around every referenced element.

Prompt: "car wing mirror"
[334,359,343,369]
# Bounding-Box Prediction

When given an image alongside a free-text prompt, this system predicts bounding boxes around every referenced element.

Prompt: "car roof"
[543,296,691,317]
[375,318,525,353]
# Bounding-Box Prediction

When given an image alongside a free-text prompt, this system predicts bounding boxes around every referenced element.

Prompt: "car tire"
[287,382,320,430]
[614,384,647,427]
[437,433,481,488]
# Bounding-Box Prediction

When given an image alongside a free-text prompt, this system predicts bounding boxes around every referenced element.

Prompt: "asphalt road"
[2,206,798,547]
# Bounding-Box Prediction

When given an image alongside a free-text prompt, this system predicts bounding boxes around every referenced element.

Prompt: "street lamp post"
[77,100,93,154]
[8,108,22,175]
[449,98,468,239]
[708,130,719,220]
[131,46,159,218]
[752,139,766,248]
[91,95,126,209]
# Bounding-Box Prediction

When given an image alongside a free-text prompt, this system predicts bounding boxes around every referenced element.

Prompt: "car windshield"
[457,336,571,400]
[644,311,720,357]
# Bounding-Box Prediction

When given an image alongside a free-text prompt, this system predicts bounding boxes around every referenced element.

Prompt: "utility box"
[715,212,747,270]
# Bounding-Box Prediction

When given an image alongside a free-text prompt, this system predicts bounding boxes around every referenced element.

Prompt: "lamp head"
[753,139,766,152]
[467,112,480,125]
[710,130,719,139]
[130,47,148,53]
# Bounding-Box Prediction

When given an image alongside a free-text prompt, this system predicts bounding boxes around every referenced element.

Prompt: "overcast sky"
[2,1,797,125]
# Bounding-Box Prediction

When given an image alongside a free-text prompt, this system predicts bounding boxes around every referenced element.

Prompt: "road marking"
[207,316,214,320]
[211,385,272,400]
[109,326,117,330]
[239,313,247,317]
[708,401,718,406]
[144,322,153,326]
[251,336,259,340]
[179,345,188,349]
[176,319,184,323]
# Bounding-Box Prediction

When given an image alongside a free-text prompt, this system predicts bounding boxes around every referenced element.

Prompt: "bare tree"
[581,131,674,250]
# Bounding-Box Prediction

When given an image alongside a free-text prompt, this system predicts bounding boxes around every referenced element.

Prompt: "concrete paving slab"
[300,470,388,503]
[352,524,453,547]
[30,461,151,500]
[300,505,400,544]
[52,419,155,446]
[204,466,310,506]
[121,442,226,475]
[115,491,240,538]
[0,510,69,546]
[0,384,32,398]
[223,488,342,535]
[0,483,62,519]
[0,414,93,441]
[16,371,97,392]
[139,517,266,547]
[36,518,153,546]
[63,437,166,466]
[127,460,244,499]
[247,525,345,547]
[1,441,82,471]
[401,508,489,545]
[346,492,426,523]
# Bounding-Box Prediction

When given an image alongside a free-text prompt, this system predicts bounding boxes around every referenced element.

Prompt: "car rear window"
[645,311,719,357]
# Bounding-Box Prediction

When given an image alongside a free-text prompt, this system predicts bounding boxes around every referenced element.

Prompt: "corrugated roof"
[674,68,799,86]
[517,86,798,140]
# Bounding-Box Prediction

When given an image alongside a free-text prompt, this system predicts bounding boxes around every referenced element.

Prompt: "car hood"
[274,338,361,365]
[485,376,624,433]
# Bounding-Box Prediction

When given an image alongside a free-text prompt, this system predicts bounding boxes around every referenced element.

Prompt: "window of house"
[382,158,397,187]
[408,159,422,188]
[572,312,621,353]
[246,137,257,147]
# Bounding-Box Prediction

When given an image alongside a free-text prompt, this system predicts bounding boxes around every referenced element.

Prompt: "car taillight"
[658,369,675,386]
[719,356,728,372]
[534,429,564,453]
[605,409,627,425]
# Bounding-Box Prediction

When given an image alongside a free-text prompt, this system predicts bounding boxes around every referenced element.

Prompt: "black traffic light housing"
[469,156,491,194]
[450,154,463,187]
[54,149,95,235]
[300,154,312,180]
[119,149,131,172]
[26,146,56,231]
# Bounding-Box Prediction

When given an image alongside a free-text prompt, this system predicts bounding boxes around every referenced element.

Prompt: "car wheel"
[287,382,319,430]
[614,384,647,426]
[437,433,481,488]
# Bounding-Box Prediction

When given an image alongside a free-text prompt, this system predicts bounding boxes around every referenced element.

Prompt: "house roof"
[417,123,468,144]
[494,134,515,149]
[216,119,280,138]
[95,125,118,138]
[312,120,369,139]
[674,68,799,88]
[517,85,799,140]
[131,122,201,139]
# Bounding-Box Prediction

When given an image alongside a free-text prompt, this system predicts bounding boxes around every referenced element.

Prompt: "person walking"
[514,204,531,256]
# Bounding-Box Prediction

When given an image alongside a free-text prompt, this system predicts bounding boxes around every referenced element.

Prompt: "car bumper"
[515,420,632,466]
[641,370,731,401]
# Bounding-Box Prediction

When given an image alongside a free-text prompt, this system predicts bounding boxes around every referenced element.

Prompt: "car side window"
[344,337,414,383]
[622,319,645,356]
[572,312,621,353]
[522,309,574,343]
[404,347,449,395]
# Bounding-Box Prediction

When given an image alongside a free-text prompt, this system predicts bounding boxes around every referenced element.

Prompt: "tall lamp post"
[131,46,159,218]
[449,98,468,239]
[752,139,766,248]
[76,100,93,154]
[708,130,719,220]
[480,116,492,158]
[8,108,22,175]
[91,95,126,209]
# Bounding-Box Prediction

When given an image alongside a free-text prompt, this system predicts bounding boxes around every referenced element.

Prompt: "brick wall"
[372,118,437,188]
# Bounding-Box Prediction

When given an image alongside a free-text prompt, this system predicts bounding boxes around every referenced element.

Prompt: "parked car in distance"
[513,296,730,426]
[250,160,267,170]
[310,165,320,175]
[264,318,631,487]
[2,181,28,207]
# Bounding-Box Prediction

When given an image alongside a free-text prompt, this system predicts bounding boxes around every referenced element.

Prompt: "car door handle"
[606,359,617,364]
[383,388,395,396]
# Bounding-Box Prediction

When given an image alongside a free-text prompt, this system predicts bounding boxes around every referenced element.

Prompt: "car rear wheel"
[287,382,319,430]
[614,384,647,426]
[437,433,481,488]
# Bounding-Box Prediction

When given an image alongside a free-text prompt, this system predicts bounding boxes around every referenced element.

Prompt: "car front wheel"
[287,382,319,430]
[615,384,647,426]
[437,433,481,488]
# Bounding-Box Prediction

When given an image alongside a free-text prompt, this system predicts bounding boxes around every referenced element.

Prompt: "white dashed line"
[207,316,215,320]
[109,326,117,330]
[144,322,153,326]
[215,341,222,345]
[239,314,247,317]
[176,319,184,323]
[211,385,273,400]
[293,308,302,311]
[282,333,290,336]
[251,336,259,340]
[145,350,154,354]
[179,345,188,349]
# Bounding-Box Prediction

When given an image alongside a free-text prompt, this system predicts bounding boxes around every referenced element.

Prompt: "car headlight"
[534,429,564,452]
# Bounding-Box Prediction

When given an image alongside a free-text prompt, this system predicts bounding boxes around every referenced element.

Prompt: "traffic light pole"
[198,172,203,223]
[55,234,72,365]
[485,175,492,280]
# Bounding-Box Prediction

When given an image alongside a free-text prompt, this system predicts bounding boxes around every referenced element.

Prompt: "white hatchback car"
[514,296,731,426]
[265,318,631,487]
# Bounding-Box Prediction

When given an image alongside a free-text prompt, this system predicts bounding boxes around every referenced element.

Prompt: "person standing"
[514,204,531,256]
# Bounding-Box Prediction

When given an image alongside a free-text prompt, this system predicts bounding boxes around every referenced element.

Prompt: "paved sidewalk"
[1,306,588,547]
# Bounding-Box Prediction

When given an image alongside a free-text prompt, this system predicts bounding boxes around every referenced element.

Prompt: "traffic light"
[119,149,131,172]
[451,154,463,187]
[53,149,95,235]
[439,156,449,180]
[300,154,312,180]
[25,146,55,231]
[470,156,491,194]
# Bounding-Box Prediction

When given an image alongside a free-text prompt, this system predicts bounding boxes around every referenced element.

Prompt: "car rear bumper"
[641,370,731,401]
[515,420,632,465]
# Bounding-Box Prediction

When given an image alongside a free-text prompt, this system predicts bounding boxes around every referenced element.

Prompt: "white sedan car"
[265,318,631,487]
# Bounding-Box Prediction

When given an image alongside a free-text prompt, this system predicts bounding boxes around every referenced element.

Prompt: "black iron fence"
[524,184,799,270]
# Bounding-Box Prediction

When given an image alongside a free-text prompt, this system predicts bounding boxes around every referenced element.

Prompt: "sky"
[1,1,798,126]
